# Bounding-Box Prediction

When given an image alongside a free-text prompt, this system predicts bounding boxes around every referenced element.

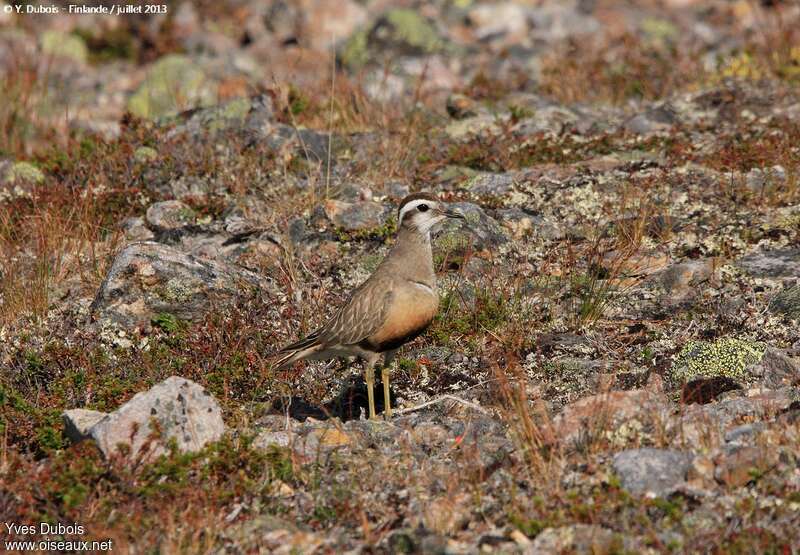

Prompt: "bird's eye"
[418,204,429,212]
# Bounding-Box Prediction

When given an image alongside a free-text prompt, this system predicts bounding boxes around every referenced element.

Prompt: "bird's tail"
[272,332,323,370]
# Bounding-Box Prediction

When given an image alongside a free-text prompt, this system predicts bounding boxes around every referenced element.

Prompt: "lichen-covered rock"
[436,202,507,256]
[671,338,765,383]
[40,30,88,63]
[145,200,197,233]
[748,348,800,388]
[89,376,224,460]
[340,8,444,69]
[2,161,44,184]
[91,241,270,328]
[127,54,215,119]
[736,248,800,278]
[612,448,692,496]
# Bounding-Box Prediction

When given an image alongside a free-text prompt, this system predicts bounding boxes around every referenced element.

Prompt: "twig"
[395,394,490,416]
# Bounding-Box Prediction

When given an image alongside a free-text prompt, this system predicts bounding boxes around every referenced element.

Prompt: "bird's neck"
[389,227,436,285]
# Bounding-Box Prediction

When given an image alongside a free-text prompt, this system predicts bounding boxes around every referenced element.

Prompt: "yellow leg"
[365,363,376,419]
[382,366,392,419]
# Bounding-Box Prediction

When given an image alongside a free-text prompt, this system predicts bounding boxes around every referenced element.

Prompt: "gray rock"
[89,376,224,460]
[612,448,692,496]
[323,199,388,231]
[623,105,677,135]
[437,202,507,252]
[254,430,292,450]
[749,347,800,388]
[659,259,714,300]
[770,285,800,321]
[166,95,274,141]
[91,241,270,328]
[145,200,197,232]
[468,172,516,197]
[62,408,107,444]
[527,524,626,554]
[736,248,800,278]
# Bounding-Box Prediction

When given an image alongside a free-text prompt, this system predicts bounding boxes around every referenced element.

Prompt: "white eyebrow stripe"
[398,199,432,224]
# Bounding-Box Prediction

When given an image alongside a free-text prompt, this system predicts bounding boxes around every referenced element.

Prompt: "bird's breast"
[366,285,439,352]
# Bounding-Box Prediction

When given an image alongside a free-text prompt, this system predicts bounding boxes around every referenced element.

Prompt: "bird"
[274,192,465,419]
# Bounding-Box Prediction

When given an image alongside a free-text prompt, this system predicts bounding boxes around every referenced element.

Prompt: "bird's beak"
[442,208,465,220]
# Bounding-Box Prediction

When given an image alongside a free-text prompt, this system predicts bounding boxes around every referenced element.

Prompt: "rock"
[419,493,472,535]
[659,259,715,300]
[300,0,367,51]
[554,389,670,449]
[145,200,197,233]
[91,241,269,328]
[121,217,155,242]
[467,172,516,197]
[340,8,444,69]
[436,202,506,254]
[62,408,107,444]
[254,430,292,450]
[736,247,800,278]
[623,105,677,135]
[167,95,273,141]
[40,31,88,64]
[2,161,44,184]
[748,348,800,388]
[127,54,215,119]
[671,338,765,384]
[714,445,779,487]
[527,524,624,554]
[770,285,800,321]
[89,376,224,460]
[612,448,692,496]
[467,2,530,43]
[323,199,387,231]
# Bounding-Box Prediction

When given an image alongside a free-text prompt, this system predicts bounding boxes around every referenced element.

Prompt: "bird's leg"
[382,349,398,419]
[364,361,377,420]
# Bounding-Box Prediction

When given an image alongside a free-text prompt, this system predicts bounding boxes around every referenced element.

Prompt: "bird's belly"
[366,288,439,352]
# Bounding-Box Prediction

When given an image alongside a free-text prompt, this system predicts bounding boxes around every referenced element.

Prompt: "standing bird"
[274,193,464,419]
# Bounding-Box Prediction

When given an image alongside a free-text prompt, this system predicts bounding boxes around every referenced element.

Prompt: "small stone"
[62,409,107,444]
[612,448,692,496]
[89,376,225,461]
[145,200,197,232]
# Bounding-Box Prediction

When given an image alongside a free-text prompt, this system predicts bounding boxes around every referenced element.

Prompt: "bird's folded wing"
[318,279,394,347]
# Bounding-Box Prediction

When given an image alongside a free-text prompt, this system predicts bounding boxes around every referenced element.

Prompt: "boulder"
[612,448,692,496]
[89,376,224,460]
[91,241,269,328]
[127,54,215,119]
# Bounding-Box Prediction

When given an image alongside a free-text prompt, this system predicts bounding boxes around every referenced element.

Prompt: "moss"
[340,28,369,69]
[671,337,765,382]
[770,285,800,321]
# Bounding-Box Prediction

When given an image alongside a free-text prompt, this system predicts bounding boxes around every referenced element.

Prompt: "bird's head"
[397,192,464,236]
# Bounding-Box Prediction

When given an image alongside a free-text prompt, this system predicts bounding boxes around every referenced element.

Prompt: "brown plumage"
[274,193,463,419]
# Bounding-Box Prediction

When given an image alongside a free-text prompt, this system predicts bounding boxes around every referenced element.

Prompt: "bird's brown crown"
[397,192,438,216]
